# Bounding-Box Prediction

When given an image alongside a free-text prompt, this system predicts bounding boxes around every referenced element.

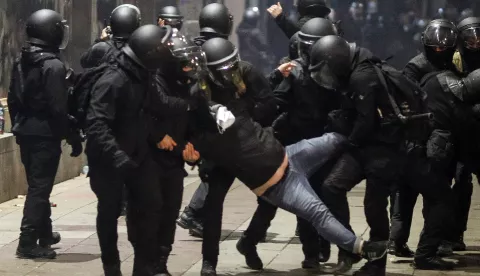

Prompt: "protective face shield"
[173,46,207,82]
[208,53,246,93]
[310,61,340,90]
[422,24,457,49]
[59,20,70,49]
[460,27,480,51]
[160,17,183,29]
[298,39,315,64]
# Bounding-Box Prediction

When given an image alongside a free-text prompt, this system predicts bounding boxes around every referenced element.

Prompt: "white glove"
[210,104,236,133]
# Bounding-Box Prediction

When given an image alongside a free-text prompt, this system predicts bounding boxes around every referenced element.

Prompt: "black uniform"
[85,48,188,274]
[198,61,277,266]
[8,46,68,254]
[319,47,407,272]
[149,72,191,261]
[80,39,126,69]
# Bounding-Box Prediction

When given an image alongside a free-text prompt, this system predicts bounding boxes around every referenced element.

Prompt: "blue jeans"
[262,133,361,253]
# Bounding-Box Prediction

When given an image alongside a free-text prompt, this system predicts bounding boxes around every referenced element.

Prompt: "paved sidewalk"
[0,170,480,276]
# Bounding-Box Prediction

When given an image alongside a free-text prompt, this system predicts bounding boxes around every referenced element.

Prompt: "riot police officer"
[198,37,278,276]
[267,0,331,39]
[157,5,183,30]
[194,3,233,46]
[176,2,234,238]
[389,19,459,258]
[310,36,405,276]
[236,7,274,74]
[7,9,76,260]
[237,18,342,271]
[80,4,141,68]
[86,25,178,276]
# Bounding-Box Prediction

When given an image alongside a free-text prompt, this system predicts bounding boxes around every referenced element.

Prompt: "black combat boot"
[387,241,414,257]
[154,246,172,276]
[16,235,56,259]
[201,260,217,276]
[39,232,61,248]
[236,235,263,270]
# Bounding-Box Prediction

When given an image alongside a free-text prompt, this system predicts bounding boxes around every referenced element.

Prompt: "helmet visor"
[461,27,480,50]
[162,18,183,28]
[208,55,246,91]
[423,25,457,48]
[310,62,340,90]
[173,46,207,79]
[298,39,315,64]
[59,21,70,50]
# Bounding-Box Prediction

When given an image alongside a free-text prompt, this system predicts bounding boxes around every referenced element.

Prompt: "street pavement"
[0,169,480,276]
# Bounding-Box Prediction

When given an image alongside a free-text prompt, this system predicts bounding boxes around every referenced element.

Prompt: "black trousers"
[452,162,473,238]
[157,173,185,252]
[201,167,236,263]
[399,148,454,259]
[321,145,404,268]
[18,136,61,244]
[89,157,161,271]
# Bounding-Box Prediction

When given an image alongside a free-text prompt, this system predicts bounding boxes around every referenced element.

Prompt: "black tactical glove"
[66,132,84,157]
[112,151,138,174]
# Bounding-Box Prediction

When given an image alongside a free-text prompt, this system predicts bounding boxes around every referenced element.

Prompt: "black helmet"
[421,19,457,69]
[123,24,173,70]
[199,3,234,37]
[297,0,331,18]
[309,35,354,90]
[170,36,207,82]
[298,18,338,63]
[242,7,260,25]
[458,17,480,70]
[202,38,245,91]
[158,6,183,30]
[26,9,69,49]
[110,4,141,39]
[289,32,300,60]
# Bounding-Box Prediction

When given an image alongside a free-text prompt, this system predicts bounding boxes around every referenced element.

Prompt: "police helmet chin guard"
[123,25,174,71]
[297,18,338,64]
[26,9,70,49]
[199,3,234,37]
[308,35,353,90]
[202,38,244,90]
[110,4,142,39]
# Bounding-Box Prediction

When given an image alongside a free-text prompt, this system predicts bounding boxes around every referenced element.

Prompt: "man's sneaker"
[437,241,454,257]
[39,232,61,248]
[236,236,263,270]
[413,256,455,270]
[361,241,388,261]
[103,263,123,276]
[301,257,320,269]
[201,260,217,276]
[353,263,386,276]
[387,241,414,257]
[16,245,56,259]
[451,235,466,251]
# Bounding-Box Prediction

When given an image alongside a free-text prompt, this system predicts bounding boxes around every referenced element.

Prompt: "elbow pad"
[437,69,480,103]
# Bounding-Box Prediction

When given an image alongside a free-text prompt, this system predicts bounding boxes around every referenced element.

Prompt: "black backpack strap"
[368,60,406,123]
